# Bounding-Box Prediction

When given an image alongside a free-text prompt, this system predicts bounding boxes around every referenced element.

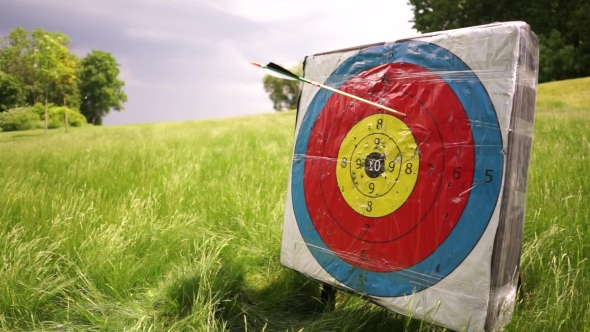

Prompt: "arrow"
[251,61,406,117]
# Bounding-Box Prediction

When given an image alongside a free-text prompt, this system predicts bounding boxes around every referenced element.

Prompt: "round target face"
[291,41,504,297]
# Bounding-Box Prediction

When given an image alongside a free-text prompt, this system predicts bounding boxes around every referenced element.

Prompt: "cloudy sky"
[1,0,418,125]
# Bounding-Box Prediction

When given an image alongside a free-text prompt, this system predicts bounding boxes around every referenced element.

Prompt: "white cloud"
[116,1,421,124]
[2,0,420,125]
[7,0,121,18]
[208,0,418,40]
[126,28,176,42]
[197,0,420,66]
[125,28,209,46]
[206,0,320,23]
[117,61,146,88]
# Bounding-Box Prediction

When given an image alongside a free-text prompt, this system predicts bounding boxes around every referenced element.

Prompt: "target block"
[281,22,539,332]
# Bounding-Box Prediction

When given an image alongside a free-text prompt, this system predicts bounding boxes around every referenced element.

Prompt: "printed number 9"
[388,160,395,172]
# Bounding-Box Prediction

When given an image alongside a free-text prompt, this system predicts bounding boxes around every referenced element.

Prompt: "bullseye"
[363,152,386,178]
[336,114,418,217]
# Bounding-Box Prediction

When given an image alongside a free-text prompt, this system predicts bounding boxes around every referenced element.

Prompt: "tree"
[1,27,123,132]
[55,50,78,132]
[407,0,590,82]
[48,74,81,110]
[0,71,25,112]
[0,27,41,105]
[263,63,302,111]
[31,29,71,135]
[78,50,127,125]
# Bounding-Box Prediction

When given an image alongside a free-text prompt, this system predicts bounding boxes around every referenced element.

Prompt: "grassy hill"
[0,77,589,331]
[536,76,590,112]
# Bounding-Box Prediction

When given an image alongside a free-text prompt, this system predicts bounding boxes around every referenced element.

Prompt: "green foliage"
[78,50,128,125]
[0,108,40,131]
[407,0,590,83]
[48,79,81,110]
[263,63,302,111]
[54,44,78,111]
[408,0,475,32]
[0,103,86,131]
[0,71,25,112]
[29,102,50,118]
[30,29,73,132]
[0,27,41,105]
[48,106,87,128]
[0,27,127,130]
[31,29,70,86]
[538,30,588,83]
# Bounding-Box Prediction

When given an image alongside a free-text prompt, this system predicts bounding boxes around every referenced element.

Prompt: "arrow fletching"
[267,62,300,80]
[252,61,299,80]
[251,60,406,117]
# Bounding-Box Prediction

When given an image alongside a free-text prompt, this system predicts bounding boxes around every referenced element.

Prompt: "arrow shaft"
[253,61,406,117]
[310,80,405,117]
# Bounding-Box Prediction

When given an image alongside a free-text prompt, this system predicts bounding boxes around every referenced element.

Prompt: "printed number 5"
[484,169,494,183]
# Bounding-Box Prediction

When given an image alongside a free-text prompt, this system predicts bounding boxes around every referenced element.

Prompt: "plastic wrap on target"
[280,21,539,332]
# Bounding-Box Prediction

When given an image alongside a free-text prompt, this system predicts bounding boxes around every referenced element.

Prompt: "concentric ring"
[336,113,417,217]
[291,41,503,297]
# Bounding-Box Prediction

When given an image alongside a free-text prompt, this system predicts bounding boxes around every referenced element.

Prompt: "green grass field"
[0,77,589,331]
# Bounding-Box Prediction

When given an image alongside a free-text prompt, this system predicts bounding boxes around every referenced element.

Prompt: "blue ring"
[291,41,503,297]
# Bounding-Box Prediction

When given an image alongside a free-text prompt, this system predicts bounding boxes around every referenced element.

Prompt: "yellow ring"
[336,114,419,217]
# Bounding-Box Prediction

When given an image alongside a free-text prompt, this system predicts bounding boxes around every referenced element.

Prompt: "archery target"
[291,41,503,297]
[281,21,539,332]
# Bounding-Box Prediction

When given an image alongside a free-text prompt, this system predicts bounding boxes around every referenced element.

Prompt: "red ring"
[303,63,475,272]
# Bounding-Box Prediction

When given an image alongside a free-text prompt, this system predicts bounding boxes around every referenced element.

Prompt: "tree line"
[0,27,127,132]
[263,2,588,110]
[408,0,589,83]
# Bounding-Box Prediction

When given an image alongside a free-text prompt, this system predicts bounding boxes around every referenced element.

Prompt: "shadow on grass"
[214,269,442,332]
[215,269,328,331]
[11,133,45,138]
[172,263,246,317]
[155,262,445,331]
